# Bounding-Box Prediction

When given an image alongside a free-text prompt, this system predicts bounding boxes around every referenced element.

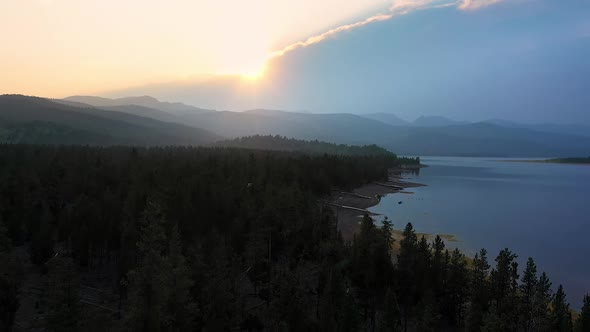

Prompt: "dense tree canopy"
[0,144,585,331]
[214,135,420,164]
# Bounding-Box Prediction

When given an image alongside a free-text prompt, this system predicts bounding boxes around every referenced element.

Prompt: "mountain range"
[0,95,220,145]
[1,94,589,157]
[60,95,213,115]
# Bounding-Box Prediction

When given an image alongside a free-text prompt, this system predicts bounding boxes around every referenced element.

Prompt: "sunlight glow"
[0,0,386,97]
[241,66,266,81]
[221,54,268,81]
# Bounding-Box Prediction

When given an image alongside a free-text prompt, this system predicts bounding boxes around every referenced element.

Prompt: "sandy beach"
[328,168,426,242]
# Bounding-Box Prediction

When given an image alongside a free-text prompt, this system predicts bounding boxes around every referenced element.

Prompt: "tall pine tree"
[46,257,80,332]
[466,248,491,332]
[575,294,590,332]
[0,219,22,332]
[125,200,172,332]
[519,257,538,332]
[551,285,573,332]
[397,223,419,332]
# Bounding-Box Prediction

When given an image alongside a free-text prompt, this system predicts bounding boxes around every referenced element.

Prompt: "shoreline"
[328,166,460,254]
[498,159,590,165]
[328,167,426,242]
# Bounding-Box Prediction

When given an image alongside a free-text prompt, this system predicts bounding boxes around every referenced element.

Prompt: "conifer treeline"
[0,144,587,331]
[352,219,587,332]
[214,135,420,165]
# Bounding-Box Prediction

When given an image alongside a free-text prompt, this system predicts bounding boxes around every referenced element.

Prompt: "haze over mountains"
[61,95,213,115]
[1,94,589,157]
[101,1,590,126]
[0,95,220,145]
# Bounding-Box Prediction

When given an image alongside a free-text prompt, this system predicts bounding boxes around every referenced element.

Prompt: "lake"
[369,156,590,308]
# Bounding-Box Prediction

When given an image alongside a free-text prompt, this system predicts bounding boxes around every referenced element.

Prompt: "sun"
[240,62,267,81]
[235,53,269,81]
[216,49,269,81]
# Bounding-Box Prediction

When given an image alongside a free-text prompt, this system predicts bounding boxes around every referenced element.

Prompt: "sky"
[0,0,388,95]
[2,0,589,123]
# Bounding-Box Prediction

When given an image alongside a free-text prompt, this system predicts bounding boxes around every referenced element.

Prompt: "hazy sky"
[2,0,589,123]
[0,0,387,95]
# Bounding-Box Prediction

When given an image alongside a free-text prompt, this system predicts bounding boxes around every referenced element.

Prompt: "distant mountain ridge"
[363,113,590,137]
[363,114,469,127]
[412,115,469,127]
[363,113,409,126]
[3,94,589,157]
[62,95,214,115]
[0,95,221,145]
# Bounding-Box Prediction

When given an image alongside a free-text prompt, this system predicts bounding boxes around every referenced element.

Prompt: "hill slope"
[192,110,590,157]
[412,115,469,127]
[363,113,409,126]
[33,95,590,157]
[214,135,415,158]
[63,95,213,115]
[0,95,221,145]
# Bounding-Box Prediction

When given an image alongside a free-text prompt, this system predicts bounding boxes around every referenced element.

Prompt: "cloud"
[391,0,455,13]
[458,0,505,10]
[269,0,505,59]
[269,14,393,58]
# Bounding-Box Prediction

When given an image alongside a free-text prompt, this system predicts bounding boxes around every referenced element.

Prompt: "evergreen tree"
[193,233,234,331]
[46,256,80,332]
[427,235,446,329]
[0,219,22,332]
[351,215,394,325]
[125,200,171,332]
[520,257,538,332]
[466,248,491,332]
[431,235,446,300]
[490,248,519,330]
[551,285,573,332]
[319,266,342,330]
[575,294,590,332]
[445,248,468,327]
[414,294,439,332]
[381,217,394,248]
[0,220,10,253]
[415,235,431,299]
[29,202,54,265]
[164,225,196,331]
[480,303,502,332]
[396,223,419,331]
[379,287,402,332]
[0,144,586,332]
[530,271,553,331]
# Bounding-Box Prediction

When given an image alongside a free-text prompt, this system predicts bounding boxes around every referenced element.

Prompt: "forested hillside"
[546,157,590,164]
[0,95,220,145]
[0,145,587,331]
[61,95,213,115]
[2,94,589,157]
[214,135,420,164]
[60,96,590,157]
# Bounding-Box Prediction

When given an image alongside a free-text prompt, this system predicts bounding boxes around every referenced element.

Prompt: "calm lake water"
[369,156,590,308]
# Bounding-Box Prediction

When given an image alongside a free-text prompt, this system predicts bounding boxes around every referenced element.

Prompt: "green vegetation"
[0,121,113,145]
[215,135,421,164]
[0,144,585,331]
[508,157,590,165]
[546,157,590,164]
[0,95,220,145]
[4,94,590,157]
[576,294,590,332]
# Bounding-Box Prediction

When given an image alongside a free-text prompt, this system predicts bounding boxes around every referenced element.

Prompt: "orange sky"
[0,0,389,97]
